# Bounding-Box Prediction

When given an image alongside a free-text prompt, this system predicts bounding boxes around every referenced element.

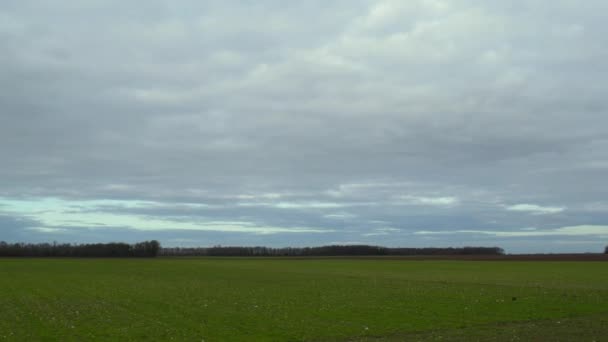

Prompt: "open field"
[1,258,607,341]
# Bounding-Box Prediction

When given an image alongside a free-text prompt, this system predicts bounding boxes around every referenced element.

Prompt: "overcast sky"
[1,0,607,253]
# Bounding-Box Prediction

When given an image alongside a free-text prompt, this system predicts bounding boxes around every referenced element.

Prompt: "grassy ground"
[0,258,607,341]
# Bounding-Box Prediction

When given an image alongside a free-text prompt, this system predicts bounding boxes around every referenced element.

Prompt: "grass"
[0,258,607,341]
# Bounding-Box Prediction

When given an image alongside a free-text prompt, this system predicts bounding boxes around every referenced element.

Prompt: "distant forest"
[0,241,160,257]
[0,241,506,257]
[161,245,505,257]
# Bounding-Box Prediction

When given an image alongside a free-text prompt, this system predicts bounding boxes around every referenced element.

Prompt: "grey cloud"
[1,0,607,252]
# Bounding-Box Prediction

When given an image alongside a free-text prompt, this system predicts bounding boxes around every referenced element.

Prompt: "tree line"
[3,242,606,257]
[160,245,505,257]
[0,240,160,257]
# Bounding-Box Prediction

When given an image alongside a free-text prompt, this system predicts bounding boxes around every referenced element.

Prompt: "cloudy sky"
[1,0,607,253]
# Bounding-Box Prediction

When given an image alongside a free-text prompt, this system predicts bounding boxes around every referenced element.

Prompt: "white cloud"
[232,193,283,200]
[0,197,334,235]
[35,213,334,235]
[362,232,388,237]
[323,212,357,220]
[415,225,608,238]
[396,195,459,206]
[505,203,565,214]
[325,182,416,198]
[237,201,375,209]
[274,202,346,209]
[27,227,67,233]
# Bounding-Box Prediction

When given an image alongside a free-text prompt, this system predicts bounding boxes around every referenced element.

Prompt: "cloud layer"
[1,0,608,252]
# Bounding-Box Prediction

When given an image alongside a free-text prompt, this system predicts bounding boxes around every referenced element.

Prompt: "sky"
[1,0,607,253]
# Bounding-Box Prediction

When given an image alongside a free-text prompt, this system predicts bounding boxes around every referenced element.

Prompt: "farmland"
[1,258,607,341]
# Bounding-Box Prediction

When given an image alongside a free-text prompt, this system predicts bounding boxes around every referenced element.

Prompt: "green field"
[1,258,607,341]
